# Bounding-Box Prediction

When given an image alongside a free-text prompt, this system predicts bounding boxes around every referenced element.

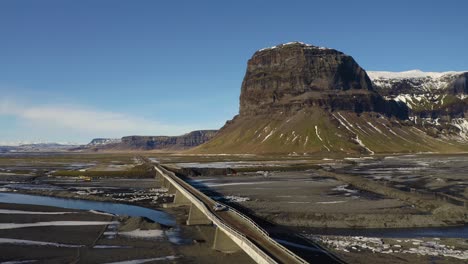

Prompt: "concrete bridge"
[154,164,310,264]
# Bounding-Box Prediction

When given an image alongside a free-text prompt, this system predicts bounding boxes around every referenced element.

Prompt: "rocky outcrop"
[87,130,218,151]
[239,42,408,119]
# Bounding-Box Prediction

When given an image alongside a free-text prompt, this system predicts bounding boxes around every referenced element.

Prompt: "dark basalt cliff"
[85,130,217,151]
[120,130,218,150]
[239,42,408,119]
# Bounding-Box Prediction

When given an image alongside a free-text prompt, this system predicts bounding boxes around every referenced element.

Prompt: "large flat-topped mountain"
[239,42,406,118]
[191,43,468,154]
[85,130,218,151]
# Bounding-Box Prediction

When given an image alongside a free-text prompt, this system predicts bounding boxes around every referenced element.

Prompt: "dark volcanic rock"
[239,42,408,119]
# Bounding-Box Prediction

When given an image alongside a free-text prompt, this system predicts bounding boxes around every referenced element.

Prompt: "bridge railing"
[155,165,279,264]
[156,165,309,264]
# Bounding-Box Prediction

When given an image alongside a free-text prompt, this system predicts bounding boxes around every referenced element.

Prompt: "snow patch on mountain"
[259,41,331,52]
[87,138,121,146]
[369,70,467,93]
[368,70,466,80]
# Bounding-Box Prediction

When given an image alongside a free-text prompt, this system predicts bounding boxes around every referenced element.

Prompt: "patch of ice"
[89,210,115,216]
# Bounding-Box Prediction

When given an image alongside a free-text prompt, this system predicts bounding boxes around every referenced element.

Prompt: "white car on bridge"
[213,203,227,212]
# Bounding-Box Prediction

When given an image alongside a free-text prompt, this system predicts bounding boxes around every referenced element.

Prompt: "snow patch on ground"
[103,256,179,264]
[93,245,132,249]
[119,229,164,239]
[0,221,118,230]
[212,195,250,203]
[0,238,82,248]
[316,201,346,204]
[0,209,77,215]
[0,260,38,264]
[308,235,468,259]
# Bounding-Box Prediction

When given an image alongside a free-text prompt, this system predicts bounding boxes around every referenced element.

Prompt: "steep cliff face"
[239,42,408,119]
[191,43,468,154]
[86,130,217,151]
[120,130,218,150]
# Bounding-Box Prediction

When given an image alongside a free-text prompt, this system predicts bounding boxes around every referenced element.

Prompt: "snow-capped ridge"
[368,70,467,80]
[258,41,331,52]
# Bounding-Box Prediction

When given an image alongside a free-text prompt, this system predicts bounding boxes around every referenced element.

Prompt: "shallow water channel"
[0,192,176,226]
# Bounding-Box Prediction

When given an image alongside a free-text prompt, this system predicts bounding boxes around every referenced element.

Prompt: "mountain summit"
[191,42,468,154]
[239,42,406,119]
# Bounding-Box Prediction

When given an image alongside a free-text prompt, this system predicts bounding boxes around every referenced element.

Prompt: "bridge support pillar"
[155,170,163,181]
[186,203,211,225]
[173,190,191,205]
[161,178,170,188]
[167,183,177,194]
[212,227,240,253]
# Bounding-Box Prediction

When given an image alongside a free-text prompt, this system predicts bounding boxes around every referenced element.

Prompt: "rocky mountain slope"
[368,70,468,142]
[85,130,218,151]
[191,42,468,154]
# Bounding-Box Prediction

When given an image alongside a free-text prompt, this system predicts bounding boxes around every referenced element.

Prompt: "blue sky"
[0,0,467,144]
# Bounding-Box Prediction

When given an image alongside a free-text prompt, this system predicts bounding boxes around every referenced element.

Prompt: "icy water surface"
[0,192,176,226]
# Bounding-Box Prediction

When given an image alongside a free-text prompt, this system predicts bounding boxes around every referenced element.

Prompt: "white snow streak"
[0,221,118,230]
[261,130,275,142]
[103,256,179,264]
[0,238,83,247]
[0,209,76,215]
[119,229,164,239]
[315,126,323,141]
[354,136,374,155]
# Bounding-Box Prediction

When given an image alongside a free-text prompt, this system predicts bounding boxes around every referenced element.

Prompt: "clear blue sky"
[0,0,466,144]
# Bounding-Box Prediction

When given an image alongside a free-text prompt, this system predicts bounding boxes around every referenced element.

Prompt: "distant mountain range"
[0,142,81,153]
[80,130,218,151]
